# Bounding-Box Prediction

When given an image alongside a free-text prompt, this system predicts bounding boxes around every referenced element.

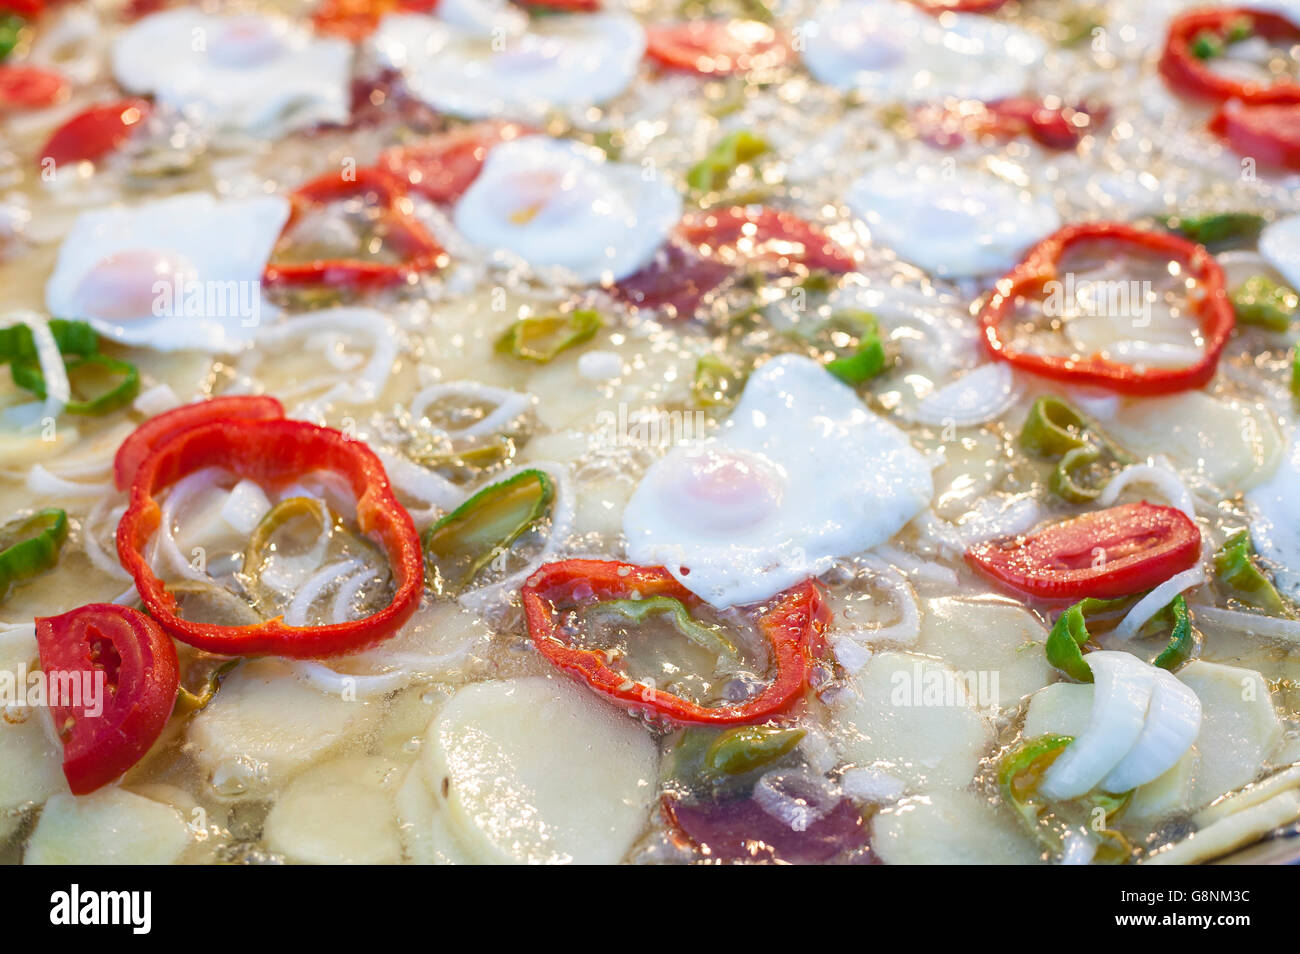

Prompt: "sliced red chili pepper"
[521,559,829,726]
[978,222,1234,395]
[0,64,69,110]
[378,121,532,203]
[915,98,1099,151]
[1159,8,1300,105]
[38,97,151,167]
[517,0,600,9]
[312,0,438,41]
[645,20,790,76]
[113,395,285,492]
[0,0,44,17]
[678,206,857,274]
[611,241,735,317]
[966,501,1201,602]
[117,417,423,657]
[1209,101,1300,171]
[35,603,179,795]
[263,165,447,290]
[912,0,1009,11]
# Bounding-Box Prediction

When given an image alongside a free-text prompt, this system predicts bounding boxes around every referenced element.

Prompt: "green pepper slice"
[0,14,23,61]
[13,354,141,415]
[0,508,68,599]
[1231,275,1297,331]
[686,129,769,194]
[495,310,602,363]
[1163,211,1265,248]
[1047,594,1195,680]
[795,310,888,385]
[1292,347,1300,398]
[692,353,747,407]
[705,724,805,775]
[588,594,740,662]
[1150,596,1195,672]
[1019,395,1091,455]
[423,468,554,594]
[1214,529,1287,614]
[242,496,336,612]
[0,319,99,364]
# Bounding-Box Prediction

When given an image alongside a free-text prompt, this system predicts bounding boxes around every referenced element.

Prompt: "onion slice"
[1097,461,1196,520]
[1100,667,1201,793]
[905,363,1019,427]
[1112,565,1205,640]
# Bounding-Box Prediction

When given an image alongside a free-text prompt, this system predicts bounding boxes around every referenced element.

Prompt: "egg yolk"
[209,17,288,69]
[73,249,197,322]
[658,448,785,533]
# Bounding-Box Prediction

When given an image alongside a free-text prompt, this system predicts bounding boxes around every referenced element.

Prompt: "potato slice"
[0,633,68,837]
[394,761,479,865]
[188,659,375,797]
[425,677,658,864]
[1178,660,1282,807]
[871,790,1043,865]
[1022,681,1092,739]
[263,757,403,865]
[834,651,994,789]
[915,597,1051,707]
[25,789,193,865]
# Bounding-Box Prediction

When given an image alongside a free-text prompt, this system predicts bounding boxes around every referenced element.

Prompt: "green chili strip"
[0,508,68,599]
[1020,395,1131,502]
[242,496,335,613]
[423,469,553,594]
[590,594,740,662]
[687,130,769,193]
[1292,347,1300,398]
[1214,529,1286,614]
[0,319,99,364]
[1150,596,1194,671]
[1231,275,1297,331]
[692,353,746,408]
[495,310,602,363]
[705,725,805,775]
[823,311,887,385]
[1047,594,1195,680]
[174,656,241,716]
[1163,211,1265,248]
[0,14,23,61]
[1049,445,1104,503]
[12,354,140,415]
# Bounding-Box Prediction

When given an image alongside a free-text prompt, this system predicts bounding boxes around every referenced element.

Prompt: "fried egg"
[803,0,1045,103]
[111,9,353,137]
[452,136,681,284]
[45,192,289,352]
[370,11,645,121]
[847,164,1060,278]
[623,354,933,608]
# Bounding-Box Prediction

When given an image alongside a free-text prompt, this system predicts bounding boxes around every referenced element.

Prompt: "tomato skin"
[113,395,285,492]
[678,206,857,274]
[645,20,790,76]
[378,121,531,202]
[35,604,179,795]
[966,502,1202,602]
[38,97,151,167]
[0,65,69,110]
[1209,102,1300,171]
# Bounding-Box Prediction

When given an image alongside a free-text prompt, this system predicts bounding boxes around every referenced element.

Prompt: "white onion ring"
[283,558,365,627]
[374,449,465,527]
[835,563,920,647]
[869,544,959,587]
[83,491,131,581]
[328,567,374,624]
[3,312,69,421]
[408,381,534,440]
[753,769,840,832]
[291,661,414,699]
[1096,461,1196,519]
[830,634,873,673]
[154,467,229,583]
[26,464,109,498]
[1189,604,1300,643]
[1061,830,1098,865]
[1112,565,1205,640]
[1100,667,1201,793]
[905,363,1020,428]
[913,493,1042,554]
[255,309,399,417]
[133,383,181,416]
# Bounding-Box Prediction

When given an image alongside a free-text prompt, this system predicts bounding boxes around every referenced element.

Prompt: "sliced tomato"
[0,64,68,110]
[1209,101,1300,171]
[35,603,179,795]
[645,20,790,76]
[966,501,1201,602]
[114,395,285,492]
[378,121,531,202]
[678,206,857,274]
[912,0,1009,11]
[38,97,151,167]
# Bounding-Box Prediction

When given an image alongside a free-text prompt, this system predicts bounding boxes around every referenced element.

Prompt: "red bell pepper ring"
[1209,101,1300,171]
[0,0,45,16]
[645,20,790,76]
[678,206,858,275]
[0,65,69,110]
[966,501,1201,602]
[312,0,438,41]
[116,418,424,657]
[517,0,600,10]
[521,559,829,725]
[38,97,151,167]
[378,121,532,203]
[35,603,179,795]
[1159,8,1300,105]
[912,0,1009,12]
[978,221,1234,395]
[263,165,447,290]
[114,395,285,492]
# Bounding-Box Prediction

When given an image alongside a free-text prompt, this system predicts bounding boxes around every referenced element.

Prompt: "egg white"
[452,136,681,284]
[370,11,645,121]
[45,192,289,352]
[847,163,1061,278]
[111,9,353,138]
[623,354,934,609]
[803,0,1046,103]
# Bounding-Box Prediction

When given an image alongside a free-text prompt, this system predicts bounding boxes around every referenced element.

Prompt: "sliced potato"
[394,761,479,865]
[1021,681,1093,739]
[188,659,376,797]
[1178,660,1283,807]
[425,676,658,864]
[871,790,1043,865]
[834,651,994,789]
[915,597,1051,707]
[263,757,403,865]
[25,789,193,865]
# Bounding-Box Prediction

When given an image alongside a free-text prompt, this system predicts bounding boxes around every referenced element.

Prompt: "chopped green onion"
[692,353,746,407]
[1019,395,1091,455]
[1047,594,1195,680]
[823,311,887,385]
[1231,275,1297,331]
[589,594,740,662]
[1049,444,1104,503]
[0,508,68,600]
[495,310,602,363]
[686,129,769,193]
[0,14,22,61]
[1163,211,1265,248]
[423,469,554,594]
[0,319,99,365]
[1214,529,1286,614]
[1191,29,1224,59]
[12,354,140,416]
[705,725,805,776]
